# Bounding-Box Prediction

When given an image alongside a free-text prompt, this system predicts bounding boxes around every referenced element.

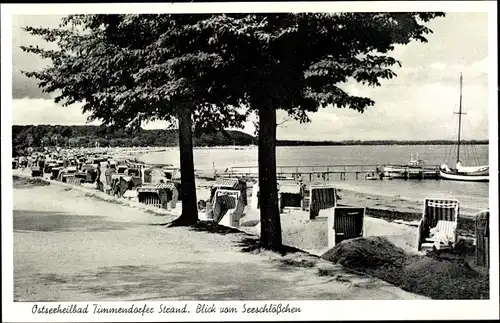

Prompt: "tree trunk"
[169,106,198,226]
[258,104,282,250]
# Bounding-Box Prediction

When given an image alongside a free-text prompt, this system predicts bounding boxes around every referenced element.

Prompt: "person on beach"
[95,165,102,190]
[155,171,169,184]
[38,156,45,173]
[104,164,114,187]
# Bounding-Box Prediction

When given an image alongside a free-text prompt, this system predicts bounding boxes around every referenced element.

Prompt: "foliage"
[11,125,255,156]
[20,14,249,132]
[190,12,445,249]
[21,12,445,246]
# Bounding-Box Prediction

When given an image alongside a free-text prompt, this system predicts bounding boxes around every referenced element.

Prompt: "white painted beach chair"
[209,189,244,227]
[416,198,459,251]
[327,207,366,248]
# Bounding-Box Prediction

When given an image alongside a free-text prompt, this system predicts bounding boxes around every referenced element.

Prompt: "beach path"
[12,181,427,301]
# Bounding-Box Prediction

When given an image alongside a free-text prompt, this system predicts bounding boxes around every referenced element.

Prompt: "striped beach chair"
[327,207,366,248]
[416,198,460,251]
[309,184,338,220]
[137,183,177,209]
[66,175,82,186]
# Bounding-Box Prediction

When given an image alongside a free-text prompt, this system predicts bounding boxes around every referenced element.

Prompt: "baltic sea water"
[139,144,490,210]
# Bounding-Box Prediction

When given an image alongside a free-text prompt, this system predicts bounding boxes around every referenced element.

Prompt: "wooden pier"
[219,165,381,181]
[218,164,440,181]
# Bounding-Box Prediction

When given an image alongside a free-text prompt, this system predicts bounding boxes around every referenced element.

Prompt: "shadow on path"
[14,210,142,232]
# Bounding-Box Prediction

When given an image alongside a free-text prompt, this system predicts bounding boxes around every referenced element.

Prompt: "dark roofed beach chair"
[210,178,248,206]
[327,207,366,248]
[416,198,460,251]
[279,183,304,212]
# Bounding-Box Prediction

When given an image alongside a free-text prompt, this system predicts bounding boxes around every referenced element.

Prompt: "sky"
[11,12,491,141]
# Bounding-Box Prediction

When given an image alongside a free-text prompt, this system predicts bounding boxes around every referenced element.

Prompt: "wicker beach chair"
[117,176,142,197]
[279,183,304,213]
[209,189,244,227]
[65,175,82,186]
[137,183,177,209]
[209,178,248,206]
[327,207,366,248]
[416,198,460,251]
[31,167,42,177]
[475,210,489,267]
[308,184,338,220]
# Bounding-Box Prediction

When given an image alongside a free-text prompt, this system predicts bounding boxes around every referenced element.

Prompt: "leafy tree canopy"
[22,13,444,129]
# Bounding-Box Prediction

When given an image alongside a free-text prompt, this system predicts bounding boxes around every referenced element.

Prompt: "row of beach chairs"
[205,178,490,267]
[56,172,491,267]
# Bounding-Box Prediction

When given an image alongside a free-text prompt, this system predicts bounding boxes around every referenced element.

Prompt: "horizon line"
[11,124,489,143]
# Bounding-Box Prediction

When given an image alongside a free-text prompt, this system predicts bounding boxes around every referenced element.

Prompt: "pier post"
[355,172,359,180]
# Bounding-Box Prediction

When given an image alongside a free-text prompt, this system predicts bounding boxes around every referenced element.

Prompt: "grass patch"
[13,175,50,188]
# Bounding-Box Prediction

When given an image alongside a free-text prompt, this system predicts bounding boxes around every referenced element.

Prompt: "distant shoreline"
[11,125,488,155]
[275,140,489,147]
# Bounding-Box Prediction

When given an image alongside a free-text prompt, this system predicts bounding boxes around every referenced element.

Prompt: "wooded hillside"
[12,124,488,157]
[12,125,255,156]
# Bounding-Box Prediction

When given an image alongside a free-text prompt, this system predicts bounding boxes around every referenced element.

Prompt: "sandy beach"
[12,166,489,300]
[13,175,429,301]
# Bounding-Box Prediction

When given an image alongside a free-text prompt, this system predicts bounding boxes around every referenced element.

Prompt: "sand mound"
[321,236,409,268]
[239,208,261,227]
[321,236,489,299]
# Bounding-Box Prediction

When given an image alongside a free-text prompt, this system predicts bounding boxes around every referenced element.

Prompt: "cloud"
[10,13,490,141]
[274,56,489,141]
[12,15,62,99]
[389,12,488,68]
[12,98,95,125]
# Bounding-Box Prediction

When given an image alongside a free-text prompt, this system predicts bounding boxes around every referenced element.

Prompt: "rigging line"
[450,109,460,165]
[464,115,480,165]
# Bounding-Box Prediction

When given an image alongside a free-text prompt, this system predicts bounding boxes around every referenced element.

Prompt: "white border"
[2,1,499,322]
[0,1,496,14]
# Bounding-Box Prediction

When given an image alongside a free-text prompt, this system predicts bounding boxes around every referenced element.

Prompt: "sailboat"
[439,73,489,182]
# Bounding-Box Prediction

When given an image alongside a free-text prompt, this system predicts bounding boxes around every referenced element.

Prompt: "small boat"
[439,73,489,182]
[365,173,379,180]
[383,153,425,179]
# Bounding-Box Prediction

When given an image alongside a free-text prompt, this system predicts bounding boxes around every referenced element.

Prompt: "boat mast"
[454,73,466,164]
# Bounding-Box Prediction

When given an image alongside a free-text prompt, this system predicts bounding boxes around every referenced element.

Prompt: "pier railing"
[222,164,383,181]
[220,164,440,181]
